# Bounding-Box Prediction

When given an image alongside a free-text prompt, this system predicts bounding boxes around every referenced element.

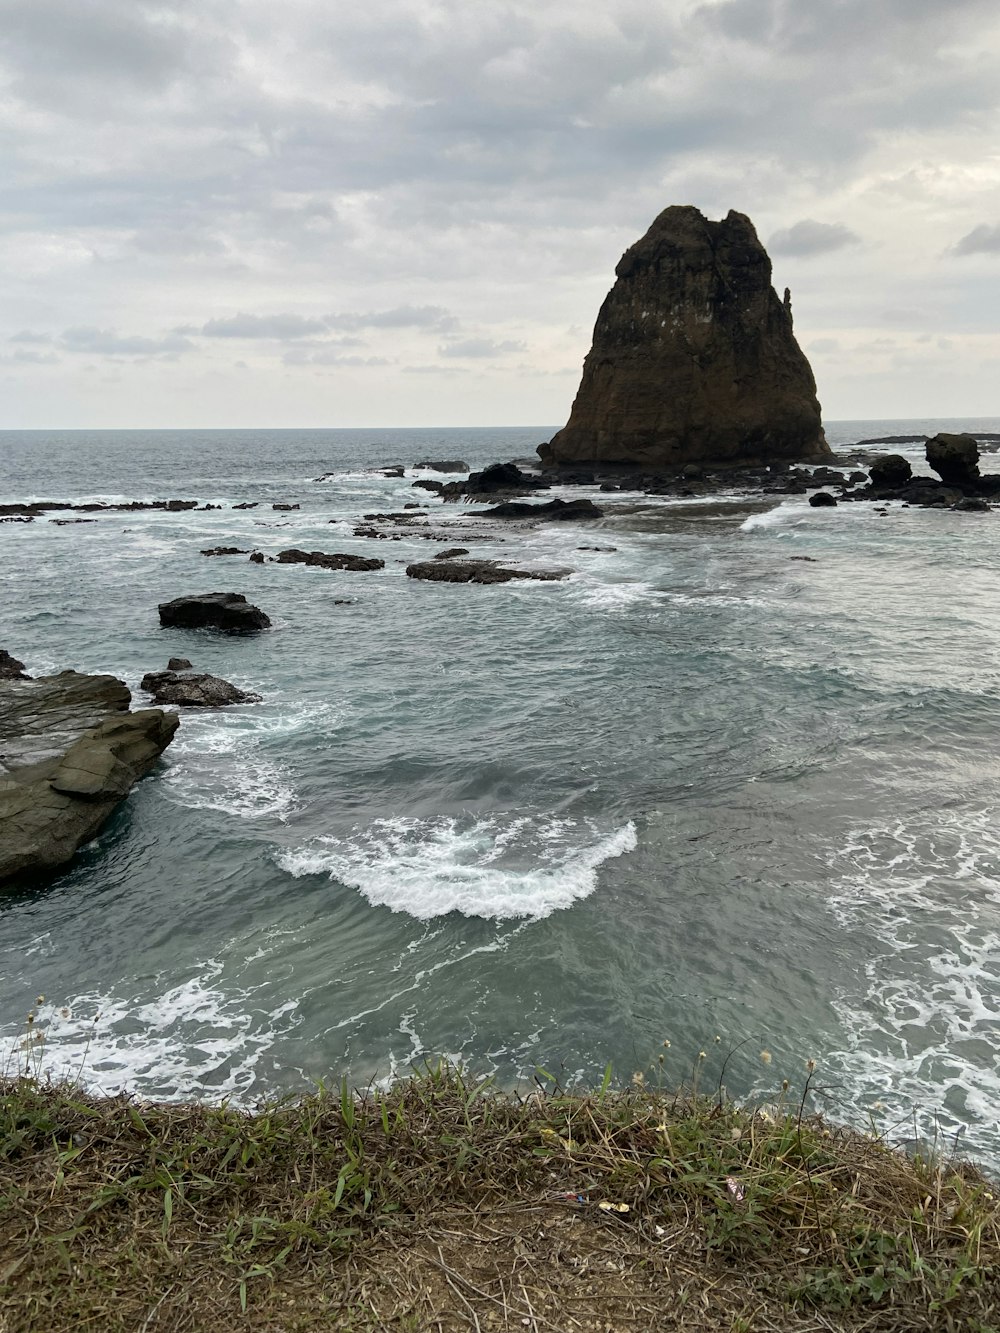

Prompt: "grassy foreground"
[2,1065,999,1333]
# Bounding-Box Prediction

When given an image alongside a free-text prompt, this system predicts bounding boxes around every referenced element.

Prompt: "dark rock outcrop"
[140,670,262,707]
[926,433,980,485]
[440,462,550,502]
[167,657,192,671]
[411,479,444,493]
[272,503,300,511]
[274,549,384,572]
[477,498,604,521]
[158,593,271,633]
[433,547,471,559]
[0,671,178,886]
[201,546,249,557]
[808,492,837,508]
[542,206,830,470]
[1,650,29,681]
[868,455,913,489]
[415,459,470,472]
[406,560,569,585]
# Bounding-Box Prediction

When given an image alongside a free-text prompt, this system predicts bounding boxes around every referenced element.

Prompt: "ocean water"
[2,419,1000,1169]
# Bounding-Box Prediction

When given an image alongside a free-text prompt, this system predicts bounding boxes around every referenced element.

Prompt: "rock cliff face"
[541,206,831,470]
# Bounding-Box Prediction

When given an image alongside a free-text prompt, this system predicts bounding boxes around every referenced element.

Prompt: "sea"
[2,419,1000,1171]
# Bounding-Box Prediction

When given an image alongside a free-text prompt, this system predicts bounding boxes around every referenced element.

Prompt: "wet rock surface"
[542,205,830,470]
[274,549,385,572]
[406,560,569,585]
[0,670,178,886]
[477,498,604,521]
[140,670,262,707]
[0,650,29,681]
[158,593,272,633]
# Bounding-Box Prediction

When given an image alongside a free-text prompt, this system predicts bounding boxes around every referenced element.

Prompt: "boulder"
[140,670,262,707]
[167,657,192,671]
[158,593,271,632]
[411,479,444,493]
[926,433,980,485]
[868,455,913,488]
[272,502,300,511]
[542,206,830,470]
[406,560,569,585]
[275,549,384,572]
[952,497,991,513]
[0,671,178,886]
[477,498,604,521]
[201,546,249,557]
[440,462,550,502]
[415,459,470,472]
[0,650,29,680]
[433,547,471,560]
[808,492,837,508]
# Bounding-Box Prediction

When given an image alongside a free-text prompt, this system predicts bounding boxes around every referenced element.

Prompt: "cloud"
[438,338,526,358]
[199,313,329,339]
[953,223,1000,256]
[768,220,862,257]
[59,327,194,357]
[327,306,458,332]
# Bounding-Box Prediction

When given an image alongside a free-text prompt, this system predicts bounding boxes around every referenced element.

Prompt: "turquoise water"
[2,420,1000,1168]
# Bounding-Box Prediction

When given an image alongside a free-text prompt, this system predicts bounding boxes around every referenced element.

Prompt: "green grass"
[2,1064,998,1331]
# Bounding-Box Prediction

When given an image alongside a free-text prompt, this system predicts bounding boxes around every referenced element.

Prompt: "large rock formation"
[158,592,271,633]
[541,206,831,470]
[0,670,178,886]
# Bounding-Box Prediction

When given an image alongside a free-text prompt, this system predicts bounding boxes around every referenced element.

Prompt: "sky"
[2,0,999,429]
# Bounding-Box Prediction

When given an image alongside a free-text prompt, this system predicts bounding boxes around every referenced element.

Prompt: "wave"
[275,813,638,920]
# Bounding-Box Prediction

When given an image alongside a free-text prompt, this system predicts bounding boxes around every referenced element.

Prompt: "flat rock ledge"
[0,670,179,887]
[406,560,569,585]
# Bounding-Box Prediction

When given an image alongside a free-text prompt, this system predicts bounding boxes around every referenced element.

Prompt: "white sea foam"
[275,814,638,920]
[822,807,1000,1155]
[163,713,301,820]
[0,966,299,1100]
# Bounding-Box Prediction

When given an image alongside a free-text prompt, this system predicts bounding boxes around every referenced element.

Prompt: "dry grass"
[2,1065,999,1332]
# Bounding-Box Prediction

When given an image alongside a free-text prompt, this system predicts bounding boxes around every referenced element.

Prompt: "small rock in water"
[272,502,300,511]
[140,670,262,708]
[275,549,384,572]
[433,547,471,560]
[166,657,193,671]
[808,492,837,508]
[201,546,249,557]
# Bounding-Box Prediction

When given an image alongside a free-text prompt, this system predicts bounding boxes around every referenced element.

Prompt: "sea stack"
[541,206,831,470]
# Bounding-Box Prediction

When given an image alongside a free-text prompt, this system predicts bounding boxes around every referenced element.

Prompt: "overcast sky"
[2,0,999,428]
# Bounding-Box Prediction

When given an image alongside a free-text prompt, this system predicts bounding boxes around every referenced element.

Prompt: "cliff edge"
[541,206,831,469]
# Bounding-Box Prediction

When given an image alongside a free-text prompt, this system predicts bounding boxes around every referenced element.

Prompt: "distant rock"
[868,455,912,489]
[272,502,300,511]
[926,433,980,485]
[433,547,471,560]
[158,593,271,633]
[477,498,604,521]
[541,205,830,470]
[406,560,569,585]
[381,467,405,478]
[275,549,384,572]
[952,497,991,513]
[140,670,262,707]
[233,501,259,509]
[411,479,444,493]
[201,546,249,557]
[1,650,29,680]
[808,492,837,507]
[414,460,470,472]
[0,670,178,886]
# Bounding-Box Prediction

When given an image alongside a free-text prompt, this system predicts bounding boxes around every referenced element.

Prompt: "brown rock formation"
[542,206,831,470]
[0,671,178,886]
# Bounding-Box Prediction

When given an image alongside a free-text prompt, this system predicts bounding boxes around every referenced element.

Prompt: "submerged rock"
[140,670,262,707]
[0,671,178,886]
[542,205,830,470]
[158,593,271,633]
[406,560,569,585]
